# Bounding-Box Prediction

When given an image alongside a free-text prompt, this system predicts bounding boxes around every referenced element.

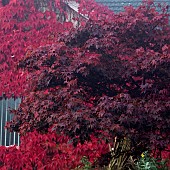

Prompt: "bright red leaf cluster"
[0,0,73,97]
[0,130,109,169]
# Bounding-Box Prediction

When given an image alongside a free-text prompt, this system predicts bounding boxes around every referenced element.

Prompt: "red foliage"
[7,0,170,156]
[0,0,73,97]
[0,130,109,169]
[1,0,170,168]
[161,145,170,167]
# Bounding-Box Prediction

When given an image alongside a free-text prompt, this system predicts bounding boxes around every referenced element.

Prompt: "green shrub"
[136,151,168,170]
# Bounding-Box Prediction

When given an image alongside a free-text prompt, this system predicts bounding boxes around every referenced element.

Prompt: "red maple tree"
[0,0,170,169]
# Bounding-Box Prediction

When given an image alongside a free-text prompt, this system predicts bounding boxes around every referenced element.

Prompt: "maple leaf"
[1,0,170,168]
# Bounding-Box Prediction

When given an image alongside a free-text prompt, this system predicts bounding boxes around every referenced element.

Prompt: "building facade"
[95,0,170,13]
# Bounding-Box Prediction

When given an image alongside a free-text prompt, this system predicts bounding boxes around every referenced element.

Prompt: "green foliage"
[136,151,169,170]
[80,156,93,170]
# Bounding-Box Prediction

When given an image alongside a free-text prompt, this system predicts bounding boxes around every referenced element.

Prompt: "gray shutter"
[0,97,21,146]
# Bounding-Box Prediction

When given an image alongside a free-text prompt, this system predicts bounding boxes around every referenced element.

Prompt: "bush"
[2,0,170,169]
[9,0,170,152]
[136,151,169,170]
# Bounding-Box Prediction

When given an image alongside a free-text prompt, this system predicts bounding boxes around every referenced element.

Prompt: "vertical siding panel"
[0,97,21,146]
[4,98,8,146]
[2,99,6,145]
[8,98,13,146]
[9,98,15,146]
[14,98,20,146]
[0,99,3,145]
[13,99,16,145]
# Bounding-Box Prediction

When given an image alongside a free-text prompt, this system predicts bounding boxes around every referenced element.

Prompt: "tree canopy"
[0,0,170,169]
